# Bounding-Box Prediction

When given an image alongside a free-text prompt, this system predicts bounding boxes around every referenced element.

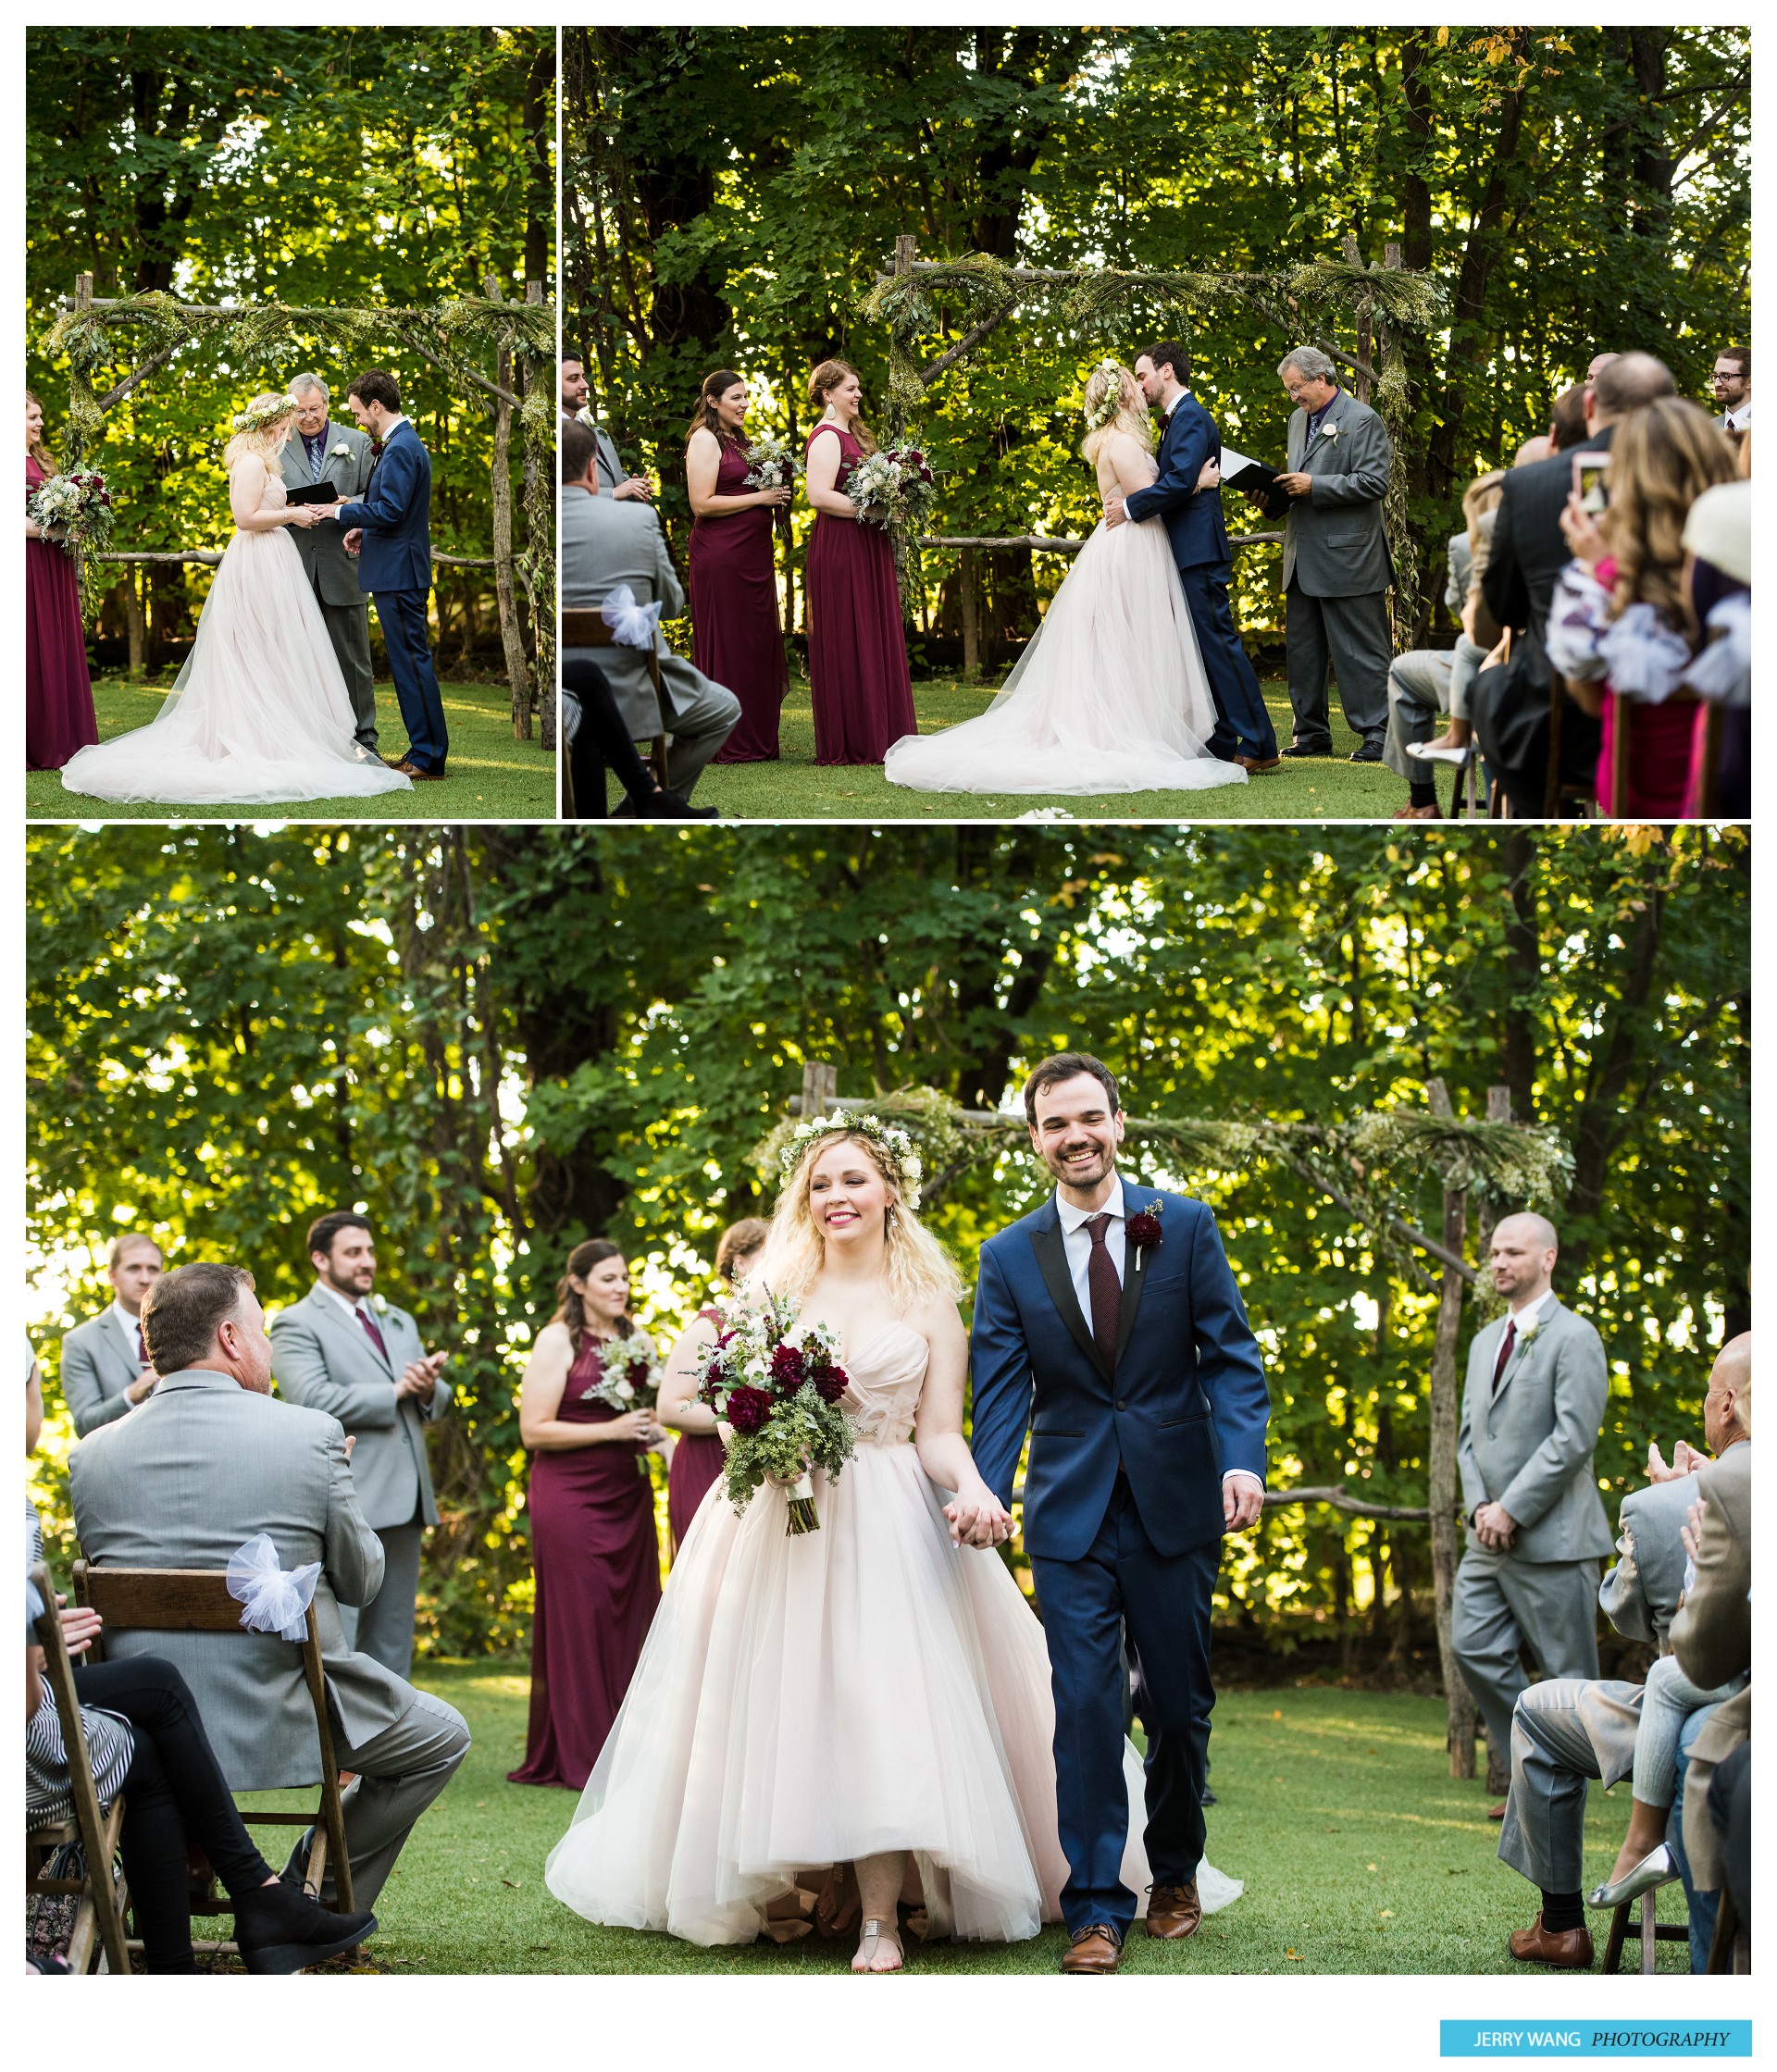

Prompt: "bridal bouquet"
[742,433,802,494]
[846,442,936,535]
[699,1290,855,1534]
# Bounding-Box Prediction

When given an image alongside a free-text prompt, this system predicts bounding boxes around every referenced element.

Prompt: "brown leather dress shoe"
[1487,1799,1508,1821]
[1146,1879,1202,1938]
[1234,754,1281,774]
[1508,1913,1594,1968]
[1060,1923,1123,1974]
[393,761,447,781]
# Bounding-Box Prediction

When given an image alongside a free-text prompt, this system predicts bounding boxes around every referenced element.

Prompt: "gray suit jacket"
[1279,386,1394,598]
[280,422,375,607]
[67,1369,414,1790]
[1671,1442,1751,1892]
[268,1284,450,1531]
[560,413,627,491]
[60,1309,146,1436]
[1457,1297,1613,1563]
[560,485,728,739]
[1599,1470,1701,1648]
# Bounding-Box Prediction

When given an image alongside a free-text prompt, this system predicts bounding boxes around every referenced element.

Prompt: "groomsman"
[1453,1213,1613,1801]
[60,1232,164,1435]
[559,354,653,502]
[1709,346,1750,437]
[282,374,379,754]
[269,1211,451,1679]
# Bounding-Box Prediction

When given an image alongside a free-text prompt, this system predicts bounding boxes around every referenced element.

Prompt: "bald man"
[1454,1214,1614,1793]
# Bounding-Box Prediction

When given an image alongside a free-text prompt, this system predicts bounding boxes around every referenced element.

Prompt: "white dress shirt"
[316,1278,388,1347]
[1721,401,1751,432]
[1054,1178,1260,1492]
[109,1299,151,1406]
[1506,1287,1557,1332]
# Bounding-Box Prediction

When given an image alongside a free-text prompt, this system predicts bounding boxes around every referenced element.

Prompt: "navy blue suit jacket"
[969,1184,1269,1563]
[1122,392,1231,574]
[336,421,433,595]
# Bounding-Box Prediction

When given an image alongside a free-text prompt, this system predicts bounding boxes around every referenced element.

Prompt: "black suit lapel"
[1028,1207,1111,1383]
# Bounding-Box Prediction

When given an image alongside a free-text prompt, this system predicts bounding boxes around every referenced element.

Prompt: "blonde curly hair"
[223,392,297,471]
[1080,363,1153,465]
[751,1128,963,1314]
[1601,397,1737,625]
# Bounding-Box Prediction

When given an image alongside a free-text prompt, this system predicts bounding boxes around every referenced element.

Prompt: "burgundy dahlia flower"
[811,1363,849,1407]
[726,1385,774,1435]
[769,1342,807,1391]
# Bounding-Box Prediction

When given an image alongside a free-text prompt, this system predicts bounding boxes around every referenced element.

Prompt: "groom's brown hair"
[1023,1051,1122,1124]
[348,368,402,413]
[1139,341,1191,386]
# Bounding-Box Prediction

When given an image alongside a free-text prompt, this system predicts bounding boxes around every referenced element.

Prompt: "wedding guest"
[68,1260,472,1912]
[561,417,739,806]
[61,1232,164,1435]
[561,355,652,502]
[563,651,718,820]
[657,1216,769,1555]
[1491,1336,1750,1969]
[1258,346,1394,763]
[268,1211,452,1680]
[686,369,790,762]
[1453,1213,1613,1806]
[25,390,99,772]
[1709,346,1750,440]
[28,1361,378,1973]
[1547,382,1589,455]
[509,1240,664,1789]
[1547,396,1737,817]
[802,358,919,764]
[1678,477,1751,817]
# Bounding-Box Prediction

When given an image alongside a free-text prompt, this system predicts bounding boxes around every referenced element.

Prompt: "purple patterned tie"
[357,1305,389,1362]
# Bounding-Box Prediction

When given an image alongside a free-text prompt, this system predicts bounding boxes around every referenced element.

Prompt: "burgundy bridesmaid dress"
[26,456,98,770]
[666,1308,727,1556]
[508,1334,663,1789]
[690,437,787,761]
[802,423,918,763]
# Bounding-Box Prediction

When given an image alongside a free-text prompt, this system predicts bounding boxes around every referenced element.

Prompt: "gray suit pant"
[1284,581,1391,748]
[1382,638,1491,781]
[285,1686,470,1910]
[341,1519,424,1681]
[312,585,378,750]
[658,667,740,801]
[1497,1676,1642,1894]
[1452,1546,1602,1765]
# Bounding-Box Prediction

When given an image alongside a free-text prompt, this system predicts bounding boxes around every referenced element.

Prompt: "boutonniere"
[329,441,353,458]
[1514,1318,1542,1359]
[1319,419,1341,442]
[368,438,386,460]
[371,1293,390,1315]
[1125,1197,1164,1267]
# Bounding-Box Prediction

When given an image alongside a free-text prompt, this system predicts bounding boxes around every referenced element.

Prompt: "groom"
[327,369,449,780]
[1105,343,1280,773]
[969,1052,1269,1975]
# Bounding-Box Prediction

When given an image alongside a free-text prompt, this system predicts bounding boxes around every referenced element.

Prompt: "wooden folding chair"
[74,1561,356,1959]
[1600,1883,1689,1975]
[562,606,672,790]
[28,1563,132,1975]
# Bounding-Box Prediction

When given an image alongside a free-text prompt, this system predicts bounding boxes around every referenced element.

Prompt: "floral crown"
[230,397,298,436]
[781,1110,924,1211]
[1082,360,1133,433]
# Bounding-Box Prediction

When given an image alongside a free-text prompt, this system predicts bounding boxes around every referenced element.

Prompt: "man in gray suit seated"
[1260,344,1394,763]
[561,417,739,805]
[68,1261,470,1912]
[282,374,379,754]
[60,1231,165,1435]
[1494,1334,1751,1968]
[560,354,653,502]
[1453,1213,1613,1794]
[269,1211,451,1681]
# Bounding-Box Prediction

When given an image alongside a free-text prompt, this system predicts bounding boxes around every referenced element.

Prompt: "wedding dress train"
[545,1321,1242,1947]
[59,472,413,807]
[884,483,1249,797]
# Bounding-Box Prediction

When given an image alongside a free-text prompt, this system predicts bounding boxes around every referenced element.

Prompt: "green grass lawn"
[30,674,556,822]
[687,672,1412,822]
[285,1666,1676,1976]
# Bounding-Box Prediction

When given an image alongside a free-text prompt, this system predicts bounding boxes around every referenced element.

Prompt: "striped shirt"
[25,1499,133,1826]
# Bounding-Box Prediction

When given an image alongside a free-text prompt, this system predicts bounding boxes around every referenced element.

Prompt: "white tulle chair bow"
[226,1533,321,1642]
[600,584,661,650]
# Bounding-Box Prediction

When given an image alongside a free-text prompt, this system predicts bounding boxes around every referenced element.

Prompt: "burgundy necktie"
[1490,1318,1517,1396]
[1085,1214,1122,1371]
[135,1324,147,1367]
[357,1305,389,1362]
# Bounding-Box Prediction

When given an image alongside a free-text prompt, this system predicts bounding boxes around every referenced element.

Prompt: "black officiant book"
[1216,445,1282,499]
[285,481,341,505]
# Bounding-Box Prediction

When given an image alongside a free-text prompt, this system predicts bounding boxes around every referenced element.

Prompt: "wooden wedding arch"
[864,232,1448,667]
[44,275,558,747]
[780,1063,1563,1782]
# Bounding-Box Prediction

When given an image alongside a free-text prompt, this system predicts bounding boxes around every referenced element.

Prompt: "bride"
[884,363,1249,798]
[59,393,413,807]
[544,1113,1240,1969]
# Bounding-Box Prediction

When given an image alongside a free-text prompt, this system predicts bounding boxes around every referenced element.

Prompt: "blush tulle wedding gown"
[884,454,1249,798]
[59,467,413,807]
[544,1321,1242,1947]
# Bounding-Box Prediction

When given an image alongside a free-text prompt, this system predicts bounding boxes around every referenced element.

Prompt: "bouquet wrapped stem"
[784,1472,820,1536]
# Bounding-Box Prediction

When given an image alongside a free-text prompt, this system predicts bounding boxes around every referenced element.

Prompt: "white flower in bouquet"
[742,432,802,492]
[845,442,937,535]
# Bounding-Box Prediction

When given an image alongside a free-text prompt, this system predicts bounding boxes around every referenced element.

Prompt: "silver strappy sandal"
[852,1917,904,1973]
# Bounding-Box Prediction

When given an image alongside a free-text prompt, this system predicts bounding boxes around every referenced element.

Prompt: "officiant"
[282,374,379,755]
[1259,346,1394,763]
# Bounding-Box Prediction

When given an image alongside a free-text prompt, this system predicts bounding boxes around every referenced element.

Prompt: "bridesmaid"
[657,1215,768,1557]
[802,359,919,763]
[26,391,98,770]
[686,370,791,761]
[509,1239,665,1790]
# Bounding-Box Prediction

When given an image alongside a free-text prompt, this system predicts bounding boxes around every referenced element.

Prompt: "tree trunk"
[1425,1075,1479,1777]
[484,275,530,737]
[121,566,146,674]
[1497,829,1541,1123]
